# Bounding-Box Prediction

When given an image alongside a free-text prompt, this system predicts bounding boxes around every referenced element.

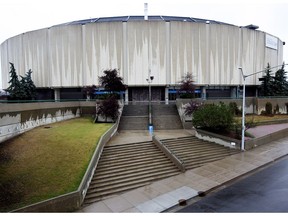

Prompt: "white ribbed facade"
[0,16,283,99]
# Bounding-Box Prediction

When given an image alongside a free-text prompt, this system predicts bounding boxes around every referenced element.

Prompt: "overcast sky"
[1,0,288,88]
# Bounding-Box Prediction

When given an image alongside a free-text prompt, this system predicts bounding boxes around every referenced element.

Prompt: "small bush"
[96,95,120,122]
[192,102,233,132]
[265,102,273,116]
[184,101,203,116]
[274,104,280,114]
[229,102,241,116]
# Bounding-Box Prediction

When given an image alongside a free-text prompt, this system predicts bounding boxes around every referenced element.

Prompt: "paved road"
[177,156,288,213]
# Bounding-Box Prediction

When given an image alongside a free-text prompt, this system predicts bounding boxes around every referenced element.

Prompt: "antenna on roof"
[144,3,148,20]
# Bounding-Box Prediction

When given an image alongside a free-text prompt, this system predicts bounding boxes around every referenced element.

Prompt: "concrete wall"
[176,97,288,126]
[1,20,283,89]
[0,101,96,143]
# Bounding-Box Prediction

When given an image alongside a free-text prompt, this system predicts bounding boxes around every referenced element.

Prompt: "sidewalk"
[78,124,288,213]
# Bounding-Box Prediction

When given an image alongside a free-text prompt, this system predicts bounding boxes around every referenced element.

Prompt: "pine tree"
[6,62,22,100]
[20,69,37,100]
[259,63,274,96]
[6,63,37,100]
[272,63,288,96]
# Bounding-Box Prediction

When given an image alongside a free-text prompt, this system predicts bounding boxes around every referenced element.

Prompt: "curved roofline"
[53,15,236,27]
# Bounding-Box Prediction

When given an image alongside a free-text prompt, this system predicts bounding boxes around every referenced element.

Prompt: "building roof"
[53,15,236,27]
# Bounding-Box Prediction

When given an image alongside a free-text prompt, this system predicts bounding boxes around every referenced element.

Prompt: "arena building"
[0,15,284,102]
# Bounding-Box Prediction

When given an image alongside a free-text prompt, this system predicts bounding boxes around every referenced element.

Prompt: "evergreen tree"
[272,63,288,96]
[259,63,274,96]
[6,62,22,100]
[20,69,37,100]
[6,63,37,100]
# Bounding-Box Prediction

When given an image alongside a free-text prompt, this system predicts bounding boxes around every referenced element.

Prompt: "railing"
[152,136,186,172]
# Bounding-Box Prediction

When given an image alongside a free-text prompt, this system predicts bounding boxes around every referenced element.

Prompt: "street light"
[146,69,154,135]
[238,64,288,151]
[238,67,246,151]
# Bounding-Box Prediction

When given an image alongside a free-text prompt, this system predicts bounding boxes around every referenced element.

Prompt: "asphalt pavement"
[177,156,288,212]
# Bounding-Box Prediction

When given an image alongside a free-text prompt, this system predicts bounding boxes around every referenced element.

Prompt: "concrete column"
[125,89,129,105]
[201,86,206,100]
[54,88,60,101]
[230,87,237,98]
[165,87,169,104]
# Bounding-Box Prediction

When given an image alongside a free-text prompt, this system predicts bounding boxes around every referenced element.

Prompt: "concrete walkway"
[78,124,288,213]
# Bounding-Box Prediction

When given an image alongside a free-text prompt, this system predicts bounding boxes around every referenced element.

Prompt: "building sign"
[266,34,278,50]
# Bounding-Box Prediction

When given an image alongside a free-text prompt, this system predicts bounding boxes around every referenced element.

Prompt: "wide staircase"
[118,104,148,130]
[160,136,239,170]
[118,103,183,130]
[152,104,183,130]
[84,140,181,205]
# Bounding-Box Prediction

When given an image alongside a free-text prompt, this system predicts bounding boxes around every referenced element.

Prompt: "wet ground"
[177,156,288,212]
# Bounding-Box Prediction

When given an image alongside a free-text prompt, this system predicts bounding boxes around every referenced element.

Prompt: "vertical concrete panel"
[170,22,208,85]
[84,22,123,85]
[7,35,25,78]
[0,41,9,88]
[241,28,266,85]
[22,30,49,87]
[48,25,83,87]
[170,22,193,85]
[149,22,166,85]
[265,39,283,74]
[209,25,241,85]
[127,21,149,85]
[122,22,128,84]
[126,21,166,85]
[165,22,171,84]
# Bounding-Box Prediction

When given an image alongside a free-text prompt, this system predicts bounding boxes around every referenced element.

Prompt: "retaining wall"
[176,97,288,128]
[0,101,96,143]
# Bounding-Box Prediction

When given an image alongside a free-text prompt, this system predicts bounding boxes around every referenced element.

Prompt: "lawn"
[0,117,112,212]
[234,114,288,123]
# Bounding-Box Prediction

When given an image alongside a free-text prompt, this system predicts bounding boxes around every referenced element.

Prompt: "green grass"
[235,114,288,123]
[0,117,112,212]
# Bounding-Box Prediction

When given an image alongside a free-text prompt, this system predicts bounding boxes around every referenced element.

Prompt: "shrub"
[274,104,279,114]
[96,95,120,122]
[184,101,203,116]
[192,102,233,132]
[229,102,241,116]
[265,102,273,116]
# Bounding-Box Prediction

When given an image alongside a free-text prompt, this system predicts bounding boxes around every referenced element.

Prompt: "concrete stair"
[160,136,239,170]
[83,141,181,205]
[118,105,148,130]
[152,104,183,130]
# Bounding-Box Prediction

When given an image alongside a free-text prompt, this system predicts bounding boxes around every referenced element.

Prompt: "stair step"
[96,156,169,171]
[93,162,177,181]
[169,147,232,157]
[84,182,150,204]
[180,151,233,162]
[95,158,173,174]
[86,171,179,197]
[103,141,153,150]
[164,143,228,151]
[91,166,179,188]
[185,156,233,169]
[100,149,160,161]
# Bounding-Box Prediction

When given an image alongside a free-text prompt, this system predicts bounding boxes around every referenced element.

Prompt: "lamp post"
[146,69,154,135]
[238,64,288,151]
[238,67,246,151]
